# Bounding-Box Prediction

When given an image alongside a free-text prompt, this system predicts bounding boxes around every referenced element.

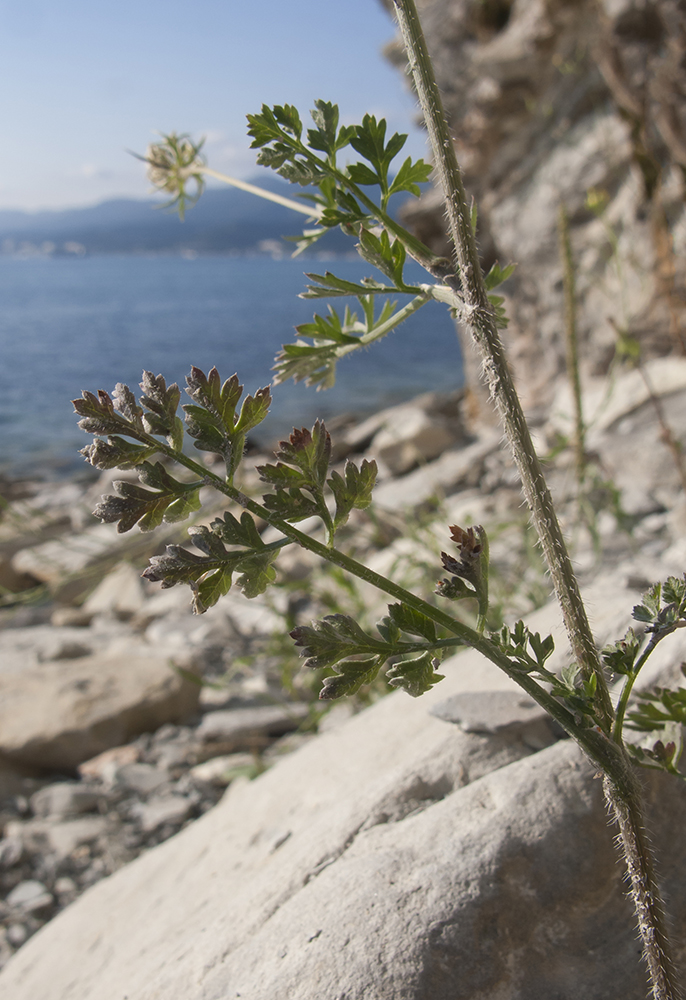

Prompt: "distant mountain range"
[0,177,351,256]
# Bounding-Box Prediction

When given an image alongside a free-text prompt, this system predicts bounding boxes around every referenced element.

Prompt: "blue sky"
[1,0,427,212]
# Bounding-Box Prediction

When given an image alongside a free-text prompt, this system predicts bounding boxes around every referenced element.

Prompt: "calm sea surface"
[0,254,462,477]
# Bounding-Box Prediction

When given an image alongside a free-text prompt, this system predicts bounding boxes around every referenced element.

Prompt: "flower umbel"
[141,132,206,219]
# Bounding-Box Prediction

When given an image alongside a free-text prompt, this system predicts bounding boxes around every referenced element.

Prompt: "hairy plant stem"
[334,291,431,355]
[391,0,612,727]
[391,1,680,995]
[605,777,681,1000]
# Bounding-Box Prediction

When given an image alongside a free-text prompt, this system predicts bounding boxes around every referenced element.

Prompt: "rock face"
[382,0,686,410]
[1,627,686,1000]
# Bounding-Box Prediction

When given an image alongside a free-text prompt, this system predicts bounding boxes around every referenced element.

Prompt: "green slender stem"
[391,0,613,732]
[336,291,431,357]
[613,636,661,743]
[613,623,686,743]
[198,166,322,218]
[558,203,586,488]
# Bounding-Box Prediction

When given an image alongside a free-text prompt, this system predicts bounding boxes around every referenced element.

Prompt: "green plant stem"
[613,636,661,744]
[335,291,431,356]
[613,622,686,744]
[391,0,613,731]
[392,2,680,995]
[558,203,586,487]
[123,431,632,779]
[198,166,323,218]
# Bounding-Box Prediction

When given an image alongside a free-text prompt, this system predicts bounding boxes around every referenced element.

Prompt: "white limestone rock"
[0,653,200,770]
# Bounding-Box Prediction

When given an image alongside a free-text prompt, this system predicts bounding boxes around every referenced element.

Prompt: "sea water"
[0,254,463,477]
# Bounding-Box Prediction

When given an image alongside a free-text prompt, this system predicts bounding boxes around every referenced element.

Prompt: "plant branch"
[114,429,633,775]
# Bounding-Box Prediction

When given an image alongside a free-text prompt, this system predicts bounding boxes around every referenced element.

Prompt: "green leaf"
[278,160,326,186]
[306,100,340,156]
[194,567,234,614]
[211,511,265,549]
[73,389,141,438]
[273,422,332,489]
[293,308,361,346]
[387,603,437,642]
[628,686,686,730]
[484,262,516,291]
[386,652,445,697]
[376,615,402,645]
[634,583,662,622]
[235,386,272,435]
[357,228,407,287]
[234,550,279,599]
[626,738,685,777]
[139,371,183,448]
[601,629,641,676]
[182,366,271,478]
[290,613,387,671]
[301,272,389,299]
[327,458,377,529]
[112,383,145,429]
[349,114,407,192]
[92,462,202,533]
[142,513,279,612]
[487,293,510,329]
[662,576,686,610]
[273,104,303,139]
[388,156,433,198]
[347,162,381,187]
[319,656,384,700]
[262,489,321,523]
[489,620,555,676]
[80,437,158,470]
[528,630,555,667]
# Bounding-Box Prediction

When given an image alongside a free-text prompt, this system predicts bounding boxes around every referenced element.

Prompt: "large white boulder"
[2,567,686,998]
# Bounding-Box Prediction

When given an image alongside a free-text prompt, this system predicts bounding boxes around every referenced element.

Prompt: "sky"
[0,0,428,212]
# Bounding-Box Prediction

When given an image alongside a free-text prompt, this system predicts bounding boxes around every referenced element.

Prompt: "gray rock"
[132,795,193,834]
[0,838,22,869]
[5,924,27,948]
[372,435,500,512]
[11,523,124,584]
[189,753,256,787]
[0,653,200,770]
[196,704,310,748]
[6,881,53,915]
[82,561,146,619]
[430,690,558,750]
[372,406,458,475]
[30,782,102,819]
[115,763,169,797]
[44,817,108,861]
[53,877,77,897]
